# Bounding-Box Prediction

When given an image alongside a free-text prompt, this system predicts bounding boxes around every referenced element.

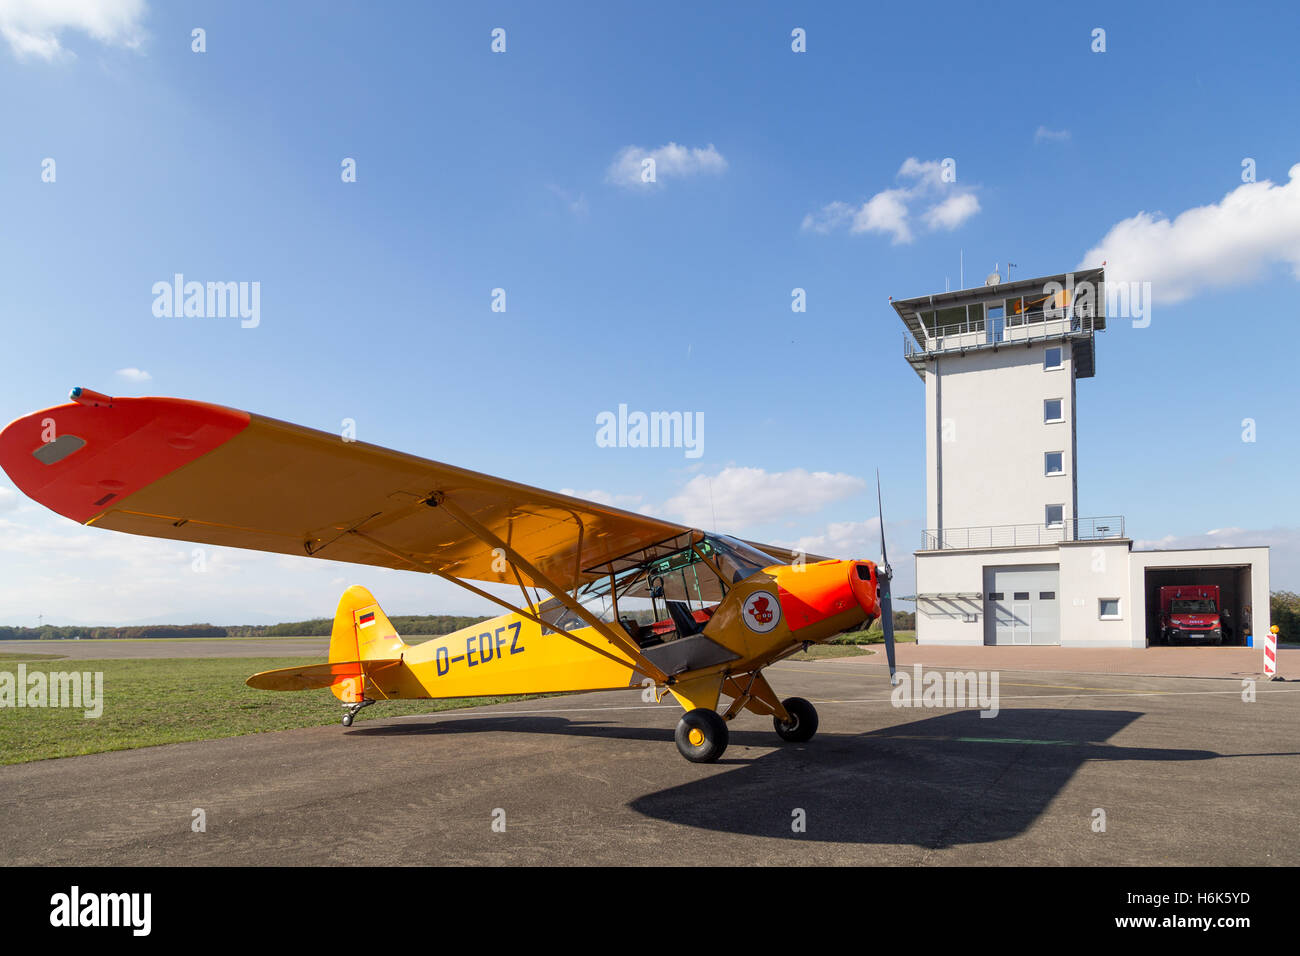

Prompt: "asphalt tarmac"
[2,654,1296,865]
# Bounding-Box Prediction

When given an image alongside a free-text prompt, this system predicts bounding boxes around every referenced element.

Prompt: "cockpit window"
[537,590,616,634]
[701,535,777,584]
[637,547,720,604]
[538,536,778,636]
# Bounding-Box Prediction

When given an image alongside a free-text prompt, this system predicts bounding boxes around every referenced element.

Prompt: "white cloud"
[0,506,501,625]
[0,0,147,61]
[1034,126,1071,144]
[567,468,870,532]
[803,157,980,243]
[800,200,855,234]
[606,142,727,188]
[922,192,981,231]
[854,189,913,243]
[0,487,17,512]
[786,519,882,560]
[661,466,866,531]
[115,367,151,382]
[776,517,917,603]
[1079,163,1300,304]
[896,157,947,187]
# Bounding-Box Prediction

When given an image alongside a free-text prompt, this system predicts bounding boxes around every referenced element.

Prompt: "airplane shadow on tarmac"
[351,707,1298,848]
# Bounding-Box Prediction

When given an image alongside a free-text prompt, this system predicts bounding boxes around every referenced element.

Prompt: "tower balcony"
[892,266,1107,380]
[919,515,1126,552]
[902,312,1103,379]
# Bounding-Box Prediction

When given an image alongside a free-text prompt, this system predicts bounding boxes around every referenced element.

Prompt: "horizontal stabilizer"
[245,658,403,693]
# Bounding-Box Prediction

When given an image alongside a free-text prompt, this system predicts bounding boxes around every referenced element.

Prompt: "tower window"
[1044,346,1063,369]
[1045,451,1064,475]
[1046,504,1064,527]
[1044,398,1063,422]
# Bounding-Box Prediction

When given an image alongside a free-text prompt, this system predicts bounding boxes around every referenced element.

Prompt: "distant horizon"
[0,610,494,632]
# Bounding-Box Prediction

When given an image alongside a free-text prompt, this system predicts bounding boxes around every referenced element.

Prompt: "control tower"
[891,267,1106,546]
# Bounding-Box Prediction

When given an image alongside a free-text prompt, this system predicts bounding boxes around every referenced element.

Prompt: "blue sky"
[1,1,1298,625]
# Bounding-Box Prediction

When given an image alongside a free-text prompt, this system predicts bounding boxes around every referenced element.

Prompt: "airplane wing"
[0,391,822,591]
[0,393,688,591]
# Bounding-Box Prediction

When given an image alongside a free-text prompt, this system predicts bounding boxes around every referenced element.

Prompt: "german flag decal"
[358,611,376,629]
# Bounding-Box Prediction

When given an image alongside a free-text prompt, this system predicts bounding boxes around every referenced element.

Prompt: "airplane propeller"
[876,470,900,686]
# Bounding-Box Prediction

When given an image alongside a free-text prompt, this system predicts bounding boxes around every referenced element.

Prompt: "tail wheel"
[774,696,818,743]
[675,708,729,763]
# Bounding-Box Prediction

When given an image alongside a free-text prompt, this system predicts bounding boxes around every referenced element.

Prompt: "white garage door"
[984,565,1061,646]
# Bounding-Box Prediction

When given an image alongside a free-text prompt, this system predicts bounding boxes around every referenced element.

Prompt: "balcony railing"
[921,515,1125,551]
[904,311,1101,360]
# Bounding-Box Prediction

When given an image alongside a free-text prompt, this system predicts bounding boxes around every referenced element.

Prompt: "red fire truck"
[1158,585,1223,645]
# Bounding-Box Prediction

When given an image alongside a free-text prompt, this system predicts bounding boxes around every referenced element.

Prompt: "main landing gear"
[675,708,729,762]
[341,698,375,727]
[773,696,818,742]
[672,695,819,763]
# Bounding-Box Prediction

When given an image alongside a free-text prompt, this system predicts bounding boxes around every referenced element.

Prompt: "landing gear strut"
[341,698,375,727]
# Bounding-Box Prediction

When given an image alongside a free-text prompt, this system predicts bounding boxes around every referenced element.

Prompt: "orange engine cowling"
[772,558,880,635]
[848,561,881,618]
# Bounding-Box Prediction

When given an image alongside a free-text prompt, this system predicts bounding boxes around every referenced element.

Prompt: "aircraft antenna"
[707,476,717,533]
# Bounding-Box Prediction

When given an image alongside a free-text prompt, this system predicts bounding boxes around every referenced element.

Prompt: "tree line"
[1272,591,1300,641]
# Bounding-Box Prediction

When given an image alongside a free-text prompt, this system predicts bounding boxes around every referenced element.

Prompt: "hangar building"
[893,267,1270,648]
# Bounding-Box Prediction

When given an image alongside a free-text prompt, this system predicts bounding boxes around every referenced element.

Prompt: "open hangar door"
[1142,565,1251,646]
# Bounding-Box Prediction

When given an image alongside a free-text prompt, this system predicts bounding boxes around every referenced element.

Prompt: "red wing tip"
[0,394,251,523]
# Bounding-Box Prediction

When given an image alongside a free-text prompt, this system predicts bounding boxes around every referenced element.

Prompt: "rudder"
[329,585,406,701]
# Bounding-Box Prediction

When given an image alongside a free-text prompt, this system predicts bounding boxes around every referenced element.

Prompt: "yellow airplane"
[0,388,899,762]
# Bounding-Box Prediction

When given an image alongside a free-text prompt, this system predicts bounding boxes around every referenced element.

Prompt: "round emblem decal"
[742,591,781,634]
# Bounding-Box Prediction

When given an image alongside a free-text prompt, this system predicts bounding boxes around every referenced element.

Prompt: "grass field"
[832,628,918,645]
[0,656,541,766]
[784,644,872,661]
[783,628,917,660]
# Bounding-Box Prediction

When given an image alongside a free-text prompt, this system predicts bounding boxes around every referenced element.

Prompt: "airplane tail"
[329,584,407,666]
[326,585,407,702]
[246,585,407,702]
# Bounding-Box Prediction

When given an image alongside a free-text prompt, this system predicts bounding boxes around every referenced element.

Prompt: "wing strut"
[346,527,667,683]
[427,493,667,679]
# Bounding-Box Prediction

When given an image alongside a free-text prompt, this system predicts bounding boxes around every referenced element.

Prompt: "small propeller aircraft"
[0,388,899,762]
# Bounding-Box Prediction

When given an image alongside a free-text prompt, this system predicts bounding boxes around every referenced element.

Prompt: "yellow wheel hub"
[688,727,706,747]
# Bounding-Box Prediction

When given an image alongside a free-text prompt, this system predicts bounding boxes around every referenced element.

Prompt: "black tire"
[774,696,819,743]
[675,708,729,763]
